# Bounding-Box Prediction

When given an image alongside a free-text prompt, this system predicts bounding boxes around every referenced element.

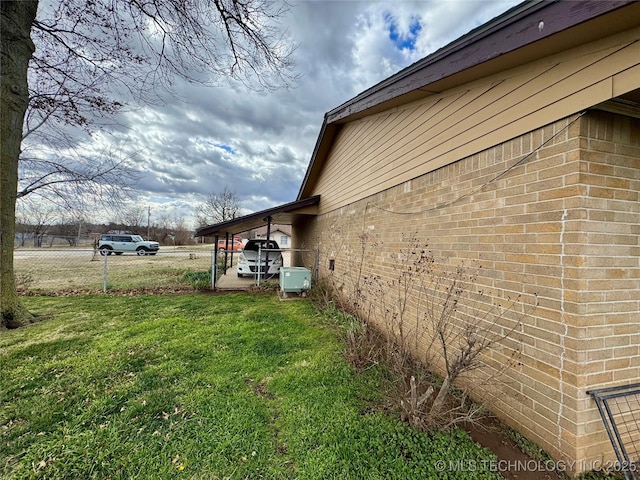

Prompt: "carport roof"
[194,195,320,237]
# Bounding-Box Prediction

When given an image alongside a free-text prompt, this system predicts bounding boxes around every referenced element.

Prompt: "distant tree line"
[14,221,196,248]
[15,187,247,248]
[15,203,196,247]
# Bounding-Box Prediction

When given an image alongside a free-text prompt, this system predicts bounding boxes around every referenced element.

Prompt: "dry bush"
[315,231,532,431]
[309,277,384,372]
[15,273,34,292]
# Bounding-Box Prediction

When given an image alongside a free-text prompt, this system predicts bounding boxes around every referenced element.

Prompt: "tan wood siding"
[311,28,640,214]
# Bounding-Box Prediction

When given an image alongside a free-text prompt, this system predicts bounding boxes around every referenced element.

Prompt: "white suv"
[98,234,160,256]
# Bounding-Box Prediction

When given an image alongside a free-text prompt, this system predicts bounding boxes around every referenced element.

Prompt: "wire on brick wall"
[364,110,587,217]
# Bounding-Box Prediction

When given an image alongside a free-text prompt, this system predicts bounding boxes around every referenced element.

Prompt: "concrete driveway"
[215,250,292,290]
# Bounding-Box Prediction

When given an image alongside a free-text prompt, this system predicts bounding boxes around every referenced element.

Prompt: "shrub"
[313,231,533,431]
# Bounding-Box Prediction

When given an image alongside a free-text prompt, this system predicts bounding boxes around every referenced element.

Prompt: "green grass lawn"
[0,293,500,479]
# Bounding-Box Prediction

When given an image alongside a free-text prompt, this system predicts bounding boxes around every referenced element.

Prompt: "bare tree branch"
[2,0,298,326]
[196,186,242,226]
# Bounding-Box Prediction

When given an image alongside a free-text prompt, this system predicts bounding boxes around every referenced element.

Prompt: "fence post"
[103,252,108,293]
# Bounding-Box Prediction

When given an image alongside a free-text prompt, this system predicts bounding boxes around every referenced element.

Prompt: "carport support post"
[212,234,219,289]
[223,233,229,274]
[265,216,272,282]
[257,242,262,287]
[265,216,272,241]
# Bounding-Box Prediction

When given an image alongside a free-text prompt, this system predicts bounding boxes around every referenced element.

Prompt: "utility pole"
[147,206,151,239]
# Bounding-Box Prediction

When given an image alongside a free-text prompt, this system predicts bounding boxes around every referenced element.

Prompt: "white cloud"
[27,0,523,229]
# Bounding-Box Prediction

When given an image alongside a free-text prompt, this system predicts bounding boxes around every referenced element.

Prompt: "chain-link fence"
[14,246,318,294]
[14,247,216,294]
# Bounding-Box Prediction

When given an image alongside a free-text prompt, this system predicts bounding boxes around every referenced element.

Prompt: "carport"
[194,195,320,290]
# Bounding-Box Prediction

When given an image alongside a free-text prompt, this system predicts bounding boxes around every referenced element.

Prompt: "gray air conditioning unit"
[279,267,312,294]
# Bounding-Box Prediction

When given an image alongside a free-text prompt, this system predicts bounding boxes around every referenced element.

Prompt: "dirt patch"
[246,377,276,400]
[465,418,565,480]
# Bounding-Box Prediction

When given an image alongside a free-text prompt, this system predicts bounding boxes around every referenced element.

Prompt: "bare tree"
[157,213,193,245]
[19,1,142,217]
[115,206,147,231]
[15,199,57,248]
[1,0,297,328]
[18,145,139,212]
[1,1,39,328]
[54,210,87,247]
[196,186,242,226]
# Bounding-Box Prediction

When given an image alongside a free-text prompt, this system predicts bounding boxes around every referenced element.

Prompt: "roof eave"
[326,0,635,123]
[297,0,638,200]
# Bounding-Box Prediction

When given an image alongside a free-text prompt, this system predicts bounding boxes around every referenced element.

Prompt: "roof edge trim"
[195,195,320,237]
[327,0,634,123]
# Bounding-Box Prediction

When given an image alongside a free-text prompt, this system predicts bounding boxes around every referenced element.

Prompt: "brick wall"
[294,110,640,474]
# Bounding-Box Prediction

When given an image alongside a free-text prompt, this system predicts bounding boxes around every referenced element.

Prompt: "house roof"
[195,195,320,237]
[297,0,640,200]
[254,224,292,237]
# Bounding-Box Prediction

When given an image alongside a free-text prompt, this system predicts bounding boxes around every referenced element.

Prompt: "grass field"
[0,293,501,479]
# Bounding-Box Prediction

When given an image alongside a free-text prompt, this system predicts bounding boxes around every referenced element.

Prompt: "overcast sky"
[93,0,523,228]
